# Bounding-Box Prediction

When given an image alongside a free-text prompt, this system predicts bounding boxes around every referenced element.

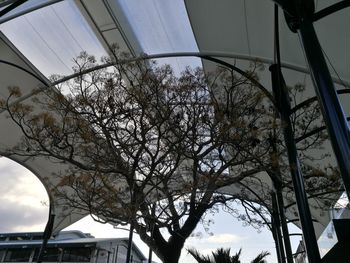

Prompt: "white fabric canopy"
[0,0,349,239]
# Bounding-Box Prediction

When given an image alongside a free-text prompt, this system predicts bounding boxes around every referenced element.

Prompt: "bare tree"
[0,52,271,263]
[0,52,342,263]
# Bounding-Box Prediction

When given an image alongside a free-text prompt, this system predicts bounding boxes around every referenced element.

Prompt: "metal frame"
[313,1,350,22]
[2,8,350,256]
[0,46,344,258]
[0,0,27,18]
[270,64,321,263]
[36,204,55,263]
[0,0,64,24]
[273,0,350,262]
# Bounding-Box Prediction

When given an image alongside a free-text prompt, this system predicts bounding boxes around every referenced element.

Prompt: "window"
[31,235,44,241]
[62,248,91,262]
[4,248,32,262]
[8,236,31,241]
[33,248,62,262]
[0,250,6,262]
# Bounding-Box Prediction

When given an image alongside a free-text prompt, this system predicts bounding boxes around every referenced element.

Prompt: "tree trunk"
[161,240,184,263]
[138,206,208,263]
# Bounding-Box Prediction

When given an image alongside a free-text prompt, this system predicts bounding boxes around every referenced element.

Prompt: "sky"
[0,157,307,263]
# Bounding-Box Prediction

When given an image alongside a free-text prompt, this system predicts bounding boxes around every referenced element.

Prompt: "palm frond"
[250,251,270,263]
[187,248,212,263]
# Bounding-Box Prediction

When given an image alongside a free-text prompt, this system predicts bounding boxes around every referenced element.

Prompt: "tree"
[0,52,342,263]
[187,247,270,263]
[1,52,271,263]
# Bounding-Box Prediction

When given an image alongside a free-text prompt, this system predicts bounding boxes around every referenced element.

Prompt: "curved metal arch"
[0,59,49,114]
[313,1,350,22]
[292,88,350,113]
[0,0,64,24]
[0,59,49,85]
[49,52,277,108]
[4,51,347,145]
[0,52,276,114]
[139,52,350,88]
[0,0,27,18]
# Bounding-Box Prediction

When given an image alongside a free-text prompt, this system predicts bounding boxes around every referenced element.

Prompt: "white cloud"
[0,158,48,232]
[0,158,48,207]
[206,233,243,244]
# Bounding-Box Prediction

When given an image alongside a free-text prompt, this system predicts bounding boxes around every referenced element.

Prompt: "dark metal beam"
[0,0,64,24]
[295,117,350,143]
[0,59,49,85]
[298,20,350,200]
[0,0,16,8]
[0,0,27,18]
[313,1,350,22]
[268,64,293,262]
[270,64,321,263]
[276,191,294,263]
[291,89,350,114]
[125,222,134,263]
[36,205,55,263]
[272,192,286,263]
[272,0,315,32]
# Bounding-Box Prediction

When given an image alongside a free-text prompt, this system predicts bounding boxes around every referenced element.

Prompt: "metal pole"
[272,193,286,263]
[298,20,350,199]
[272,222,284,263]
[115,245,119,263]
[37,205,55,263]
[270,64,321,263]
[276,186,294,263]
[148,247,152,263]
[147,204,155,263]
[269,133,293,263]
[125,222,134,263]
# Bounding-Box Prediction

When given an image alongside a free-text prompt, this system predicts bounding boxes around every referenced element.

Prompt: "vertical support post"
[298,20,350,199]
[125,222,134,263]
[276,186,294,263]
[37,205,55,263]
[148,247,153,263]
[115,245,119,263]
[269,133,293,263]
[272,220,284,263]
[270,64,321,263]
[272,193,286,263]
[147,204,155,263]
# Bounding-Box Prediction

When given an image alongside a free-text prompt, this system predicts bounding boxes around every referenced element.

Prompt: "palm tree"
[250,251,270,263]
[187,247,269,263]
[187,249,212,263]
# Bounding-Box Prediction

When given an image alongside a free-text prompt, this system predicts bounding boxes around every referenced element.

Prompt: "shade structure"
[0,0,349,255]
[184,0,350,237]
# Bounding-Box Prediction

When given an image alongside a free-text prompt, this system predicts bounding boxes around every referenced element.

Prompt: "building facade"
[0,231,146,263]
